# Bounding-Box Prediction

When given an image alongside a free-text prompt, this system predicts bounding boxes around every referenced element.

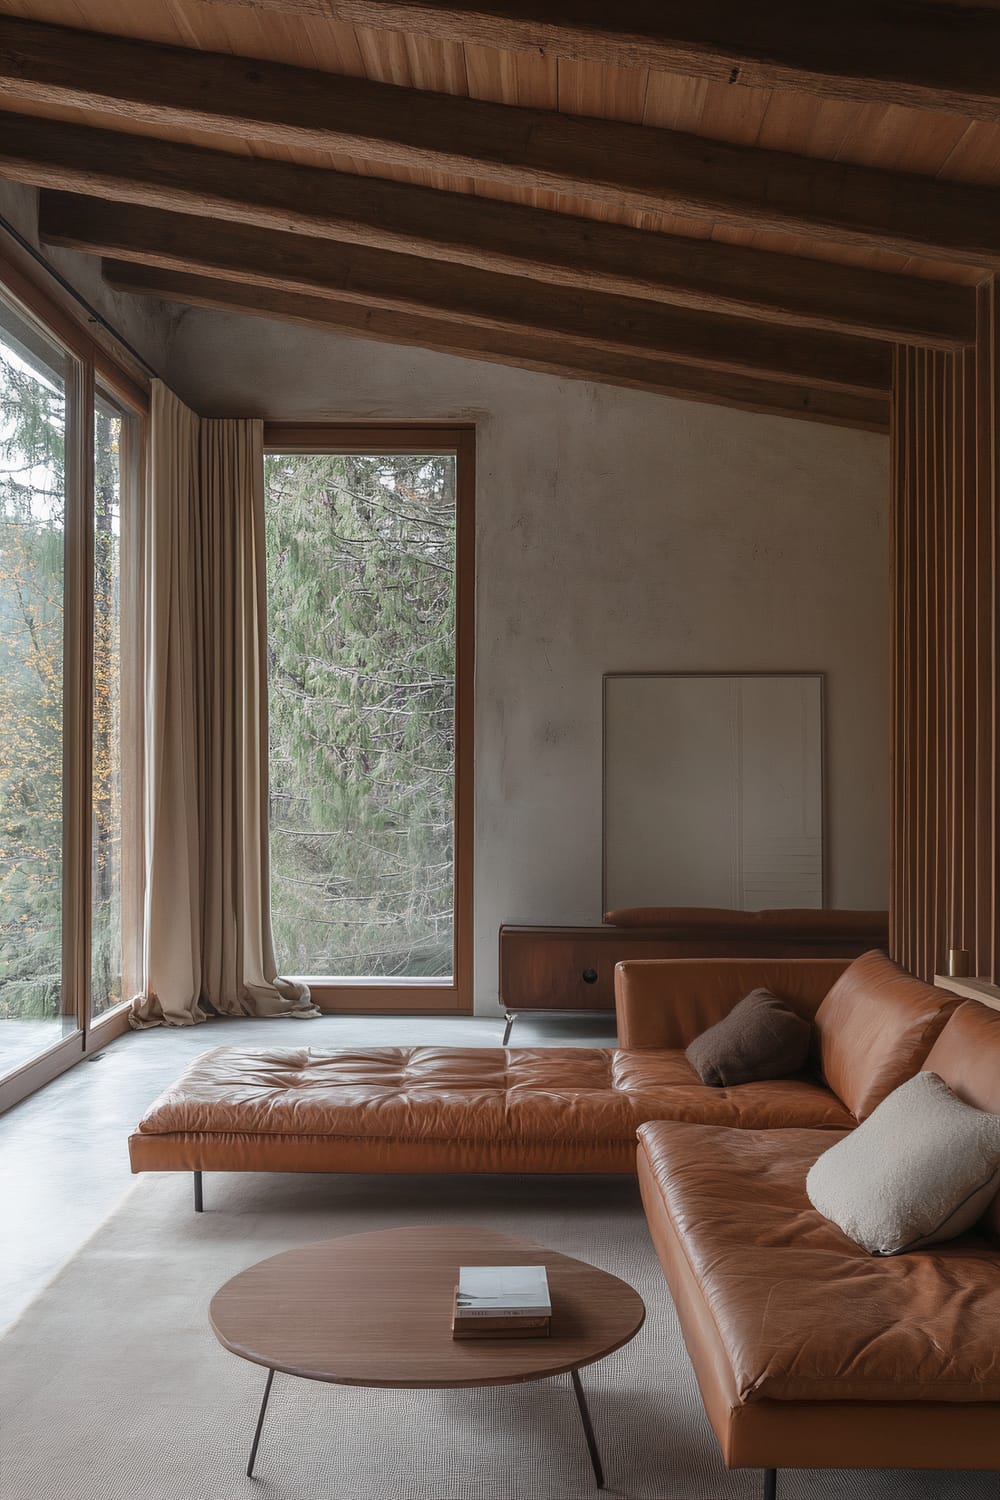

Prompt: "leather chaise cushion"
[638,1117,1000,1404]
[806,1070,1000,1255]
[813,950,959,1119]
[686,987,812,1087]
[135,1044,855,1150]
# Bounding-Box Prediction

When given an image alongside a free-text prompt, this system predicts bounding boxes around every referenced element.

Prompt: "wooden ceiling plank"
[193,0,1000,122]
[102,258,889,433]
[1,114,973,348]
[39,191,891,394]
[4,16,1000,265]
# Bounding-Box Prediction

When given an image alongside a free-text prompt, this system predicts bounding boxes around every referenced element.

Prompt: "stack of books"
[451,1264,552,1339]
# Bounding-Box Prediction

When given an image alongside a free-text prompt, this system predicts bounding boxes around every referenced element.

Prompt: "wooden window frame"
[263,423,475,1015]
[92,380,145,1020]
[0,241,148,1112]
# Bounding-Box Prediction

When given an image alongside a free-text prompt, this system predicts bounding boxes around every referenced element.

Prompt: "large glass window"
[264,432,472,1007]
[0,273,144,1098]
[0,299,70,1069]
[91,389,139,1019]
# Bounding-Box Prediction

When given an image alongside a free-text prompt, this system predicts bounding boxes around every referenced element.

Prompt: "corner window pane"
[265,451,457,979]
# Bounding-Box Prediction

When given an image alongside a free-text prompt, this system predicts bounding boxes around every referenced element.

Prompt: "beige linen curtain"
[130,383,318,1026]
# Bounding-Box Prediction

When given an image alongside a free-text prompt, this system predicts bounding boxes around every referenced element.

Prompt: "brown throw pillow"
[686,988,812,1087]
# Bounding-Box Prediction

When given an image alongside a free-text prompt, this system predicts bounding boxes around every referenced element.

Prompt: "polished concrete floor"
[0,1008,617,1336]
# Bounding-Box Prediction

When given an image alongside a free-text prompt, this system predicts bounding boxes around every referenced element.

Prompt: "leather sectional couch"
[129,950,1000,1489]
[631,953,1000,1488]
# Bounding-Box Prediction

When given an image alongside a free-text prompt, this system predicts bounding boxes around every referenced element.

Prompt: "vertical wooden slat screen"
[890,279,1000,980]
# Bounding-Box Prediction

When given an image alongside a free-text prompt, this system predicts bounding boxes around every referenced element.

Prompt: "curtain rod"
[0,210,162,382]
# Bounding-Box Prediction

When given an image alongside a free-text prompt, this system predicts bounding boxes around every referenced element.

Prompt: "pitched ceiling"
[2,0,999,428]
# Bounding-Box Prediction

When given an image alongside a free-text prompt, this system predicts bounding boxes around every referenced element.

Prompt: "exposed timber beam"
[39,193,891,395]
[3,17,1000,267]
[103,260,890,434]
[0,113,975,349]
[200,0,1000,124]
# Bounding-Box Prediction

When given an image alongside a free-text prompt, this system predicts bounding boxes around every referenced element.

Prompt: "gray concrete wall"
[164,310,890,1013]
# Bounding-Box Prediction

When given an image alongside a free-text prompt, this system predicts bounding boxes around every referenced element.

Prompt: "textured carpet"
[0,1171,994,1500]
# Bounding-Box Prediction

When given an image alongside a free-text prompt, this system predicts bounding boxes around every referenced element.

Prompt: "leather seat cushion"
[136,1045,854,1146]
[638,1118,1000,1403]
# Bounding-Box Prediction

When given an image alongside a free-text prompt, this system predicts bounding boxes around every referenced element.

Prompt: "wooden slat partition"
[891,279,1000,979]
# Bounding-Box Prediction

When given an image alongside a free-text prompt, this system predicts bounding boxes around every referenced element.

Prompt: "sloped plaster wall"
[165,310,890,1014]
[0,181,175,375]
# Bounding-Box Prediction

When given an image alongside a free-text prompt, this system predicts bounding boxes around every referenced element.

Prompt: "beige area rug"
[0,1171,994,1500]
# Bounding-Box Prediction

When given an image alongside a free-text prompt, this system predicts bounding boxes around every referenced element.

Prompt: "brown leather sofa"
[634,956,1000,1490]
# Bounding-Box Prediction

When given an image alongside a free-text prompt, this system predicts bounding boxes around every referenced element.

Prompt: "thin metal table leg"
[571,1368,604,1489]
[193,1171,203,1213]
[502,1012,516,1045]
[247,1368,275,1478]
[763,1469,778,1500]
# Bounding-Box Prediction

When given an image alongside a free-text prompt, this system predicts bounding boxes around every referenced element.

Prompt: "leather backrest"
[604,906,888,942]
[924,1000,1000,1110]
[814,950,959,1120]
[923,1000,1000,1240]
[615,957,850,1050]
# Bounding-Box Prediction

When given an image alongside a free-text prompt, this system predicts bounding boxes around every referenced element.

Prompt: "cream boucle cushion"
[806,1071,1000,1255]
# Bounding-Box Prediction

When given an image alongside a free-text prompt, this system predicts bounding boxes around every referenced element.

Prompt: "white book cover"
[455,1265,551,1316]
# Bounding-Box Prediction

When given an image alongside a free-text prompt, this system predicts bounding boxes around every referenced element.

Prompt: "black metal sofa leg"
[193,1170,204,1213]
[763,1470,777,1500]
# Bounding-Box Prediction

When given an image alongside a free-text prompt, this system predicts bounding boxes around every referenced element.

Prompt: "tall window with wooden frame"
[0,260,145,1105]
[91,383,142,1019]
[0,290,70,1073]
[263,425,473,1013]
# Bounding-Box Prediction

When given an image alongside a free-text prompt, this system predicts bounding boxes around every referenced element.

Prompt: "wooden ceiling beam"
[102,259,890,434]
[202,0,1000,123]
[0,113,974,349]
[3,17,1000,267]
[39,192,891,395]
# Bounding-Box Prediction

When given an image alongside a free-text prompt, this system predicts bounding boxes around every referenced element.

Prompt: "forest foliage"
[264,451,456,978]
[0,335,121,1024]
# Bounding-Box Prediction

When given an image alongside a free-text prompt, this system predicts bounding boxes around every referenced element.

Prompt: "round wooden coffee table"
[209,1224,645,1489]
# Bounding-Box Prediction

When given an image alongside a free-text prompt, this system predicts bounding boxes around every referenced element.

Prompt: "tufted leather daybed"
[130,952,942,1197]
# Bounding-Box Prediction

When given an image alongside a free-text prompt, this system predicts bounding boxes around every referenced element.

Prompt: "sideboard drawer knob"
[582,968,598,984]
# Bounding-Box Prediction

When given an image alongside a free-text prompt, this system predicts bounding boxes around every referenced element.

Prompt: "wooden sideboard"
[498,914,889,1042]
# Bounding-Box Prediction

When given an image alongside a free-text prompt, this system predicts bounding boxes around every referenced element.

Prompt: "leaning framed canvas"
[603,672,825,913]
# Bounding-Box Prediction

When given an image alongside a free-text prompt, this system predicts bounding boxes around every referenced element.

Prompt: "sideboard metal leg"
[571,1368,605,1488]
[246,1367,275,1478]
[502,1012,517,1046]
[193,1171,203,1213]
[763,1469,777,1500]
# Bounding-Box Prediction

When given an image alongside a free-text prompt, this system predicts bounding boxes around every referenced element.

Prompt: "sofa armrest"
[615,957,852,1049]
